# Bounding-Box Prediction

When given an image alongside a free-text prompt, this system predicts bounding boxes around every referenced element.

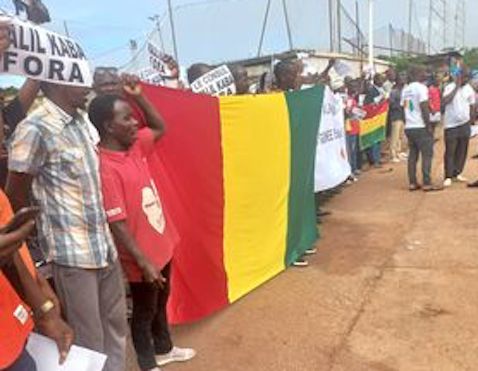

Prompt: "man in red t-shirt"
[88,84,195,371]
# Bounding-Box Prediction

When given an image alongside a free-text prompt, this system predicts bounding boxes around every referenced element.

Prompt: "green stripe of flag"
[284,85,324,266]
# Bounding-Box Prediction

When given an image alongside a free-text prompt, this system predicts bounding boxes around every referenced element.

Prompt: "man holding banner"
[90,82,195,370]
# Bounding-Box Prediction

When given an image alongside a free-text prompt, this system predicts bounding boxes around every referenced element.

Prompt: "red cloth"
[428,86,441,113]
[128,87,229,324]
[0,272,33,369]
[100,129,175,282]
[345,97,360,135]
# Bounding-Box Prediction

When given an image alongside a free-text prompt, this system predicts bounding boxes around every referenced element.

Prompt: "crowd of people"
[327,60,478,192]
[1,10,478,371]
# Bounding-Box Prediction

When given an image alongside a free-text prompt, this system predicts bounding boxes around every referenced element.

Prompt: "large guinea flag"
[141,84,325,324]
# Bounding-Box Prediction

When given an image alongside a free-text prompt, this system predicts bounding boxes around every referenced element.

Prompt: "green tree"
[463,48,478,70]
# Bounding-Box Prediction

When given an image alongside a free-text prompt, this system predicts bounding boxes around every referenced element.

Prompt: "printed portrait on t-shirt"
[141,184,165,235]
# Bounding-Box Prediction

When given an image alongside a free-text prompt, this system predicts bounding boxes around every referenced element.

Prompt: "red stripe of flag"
[140,85,229,324]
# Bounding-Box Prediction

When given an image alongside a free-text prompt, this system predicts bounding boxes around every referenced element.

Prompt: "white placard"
[147,42,173,77]
[138,67,164,86]
[26,332,107,371]
[315,87,351,191]
[0,15,92,86]
[190,64,236,96]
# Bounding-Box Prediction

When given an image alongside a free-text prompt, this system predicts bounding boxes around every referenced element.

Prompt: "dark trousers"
[444,123,470,179]
[346,134,359,173]
[405,128,434,186]
[366,142,381,165]
[6,348,36,371]
[130,263,173,371]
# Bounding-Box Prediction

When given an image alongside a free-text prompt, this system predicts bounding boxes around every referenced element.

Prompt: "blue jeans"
[6,348,37,371]
[346,134,359,173]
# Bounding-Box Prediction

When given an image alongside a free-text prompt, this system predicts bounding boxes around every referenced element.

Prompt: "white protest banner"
[138,67,164,86]
[147,42,173,77]
[0,15,92,86]
[315,87,351,192]
[190,64,236,96]
[26,333,107,371]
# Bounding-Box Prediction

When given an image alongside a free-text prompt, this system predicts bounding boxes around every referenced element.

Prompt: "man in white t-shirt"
[442,68,476,187]
[401,65,441,191]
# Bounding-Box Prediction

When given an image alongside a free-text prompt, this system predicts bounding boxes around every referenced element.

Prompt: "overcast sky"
[0,0,475,80]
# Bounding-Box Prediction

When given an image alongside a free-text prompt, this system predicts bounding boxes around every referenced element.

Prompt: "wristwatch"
[33,299,55,319]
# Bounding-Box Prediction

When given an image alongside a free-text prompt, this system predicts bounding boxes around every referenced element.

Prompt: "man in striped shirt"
[6,82,128,371]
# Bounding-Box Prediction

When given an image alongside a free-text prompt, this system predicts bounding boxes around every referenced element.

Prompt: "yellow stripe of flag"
[360,110,388,136]
[219,93,291,303]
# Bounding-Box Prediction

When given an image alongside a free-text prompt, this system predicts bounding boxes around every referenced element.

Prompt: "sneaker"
[391,157,400,163]
[409,184,421,191]
[317,209,331,217]
[399,152,408,159]
[423,184,444,192]
[456,174,468,183]
[443,178,452,187]
[156,347,196,367]
[292,258,309,267]
[304,247,317,255]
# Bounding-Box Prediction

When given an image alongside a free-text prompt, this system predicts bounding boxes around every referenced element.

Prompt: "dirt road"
[160,139,478,371]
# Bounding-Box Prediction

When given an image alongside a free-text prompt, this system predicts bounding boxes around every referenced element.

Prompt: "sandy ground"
[129,137,478,371]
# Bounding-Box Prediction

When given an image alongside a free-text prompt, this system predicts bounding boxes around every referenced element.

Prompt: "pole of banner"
[63,20,70,37]
[257,0,272,57]
[167,0,179,64]
[281,0,293,50]
[368,0,374,76]
[150,15,166,51]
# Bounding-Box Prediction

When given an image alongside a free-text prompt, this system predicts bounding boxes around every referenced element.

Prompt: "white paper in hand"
[26,333,107,371]
[470,125,478,138]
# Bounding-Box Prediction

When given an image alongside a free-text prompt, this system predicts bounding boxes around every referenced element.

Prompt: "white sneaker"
[456,174,468,183]
[444,178,452,187]
[391,158,400,163]
[399,152,408,160]
[156,347,196,367]
[304,247,317,255]
[292,258,309,267]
